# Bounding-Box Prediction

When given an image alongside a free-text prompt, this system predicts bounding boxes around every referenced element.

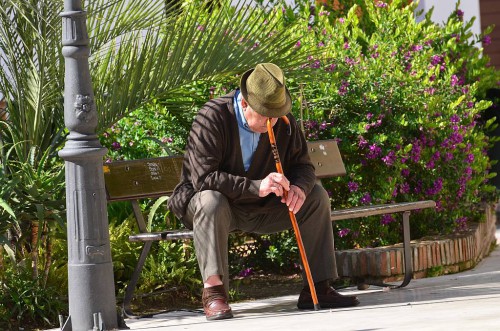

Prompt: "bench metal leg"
[122,241,153,319]
[379,211,413,288]
[358,211,413,289]
[398,211,413,288]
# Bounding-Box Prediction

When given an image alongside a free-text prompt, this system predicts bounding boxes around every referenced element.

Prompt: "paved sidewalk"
[121,225,500,331]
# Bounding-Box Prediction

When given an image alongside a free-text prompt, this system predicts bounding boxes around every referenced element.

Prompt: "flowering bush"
[286,0,499,248]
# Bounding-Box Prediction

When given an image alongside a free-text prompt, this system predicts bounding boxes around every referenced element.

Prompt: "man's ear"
[241,98,248,108]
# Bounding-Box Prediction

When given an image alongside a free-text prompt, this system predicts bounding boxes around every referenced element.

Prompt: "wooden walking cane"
[267,117,320,311]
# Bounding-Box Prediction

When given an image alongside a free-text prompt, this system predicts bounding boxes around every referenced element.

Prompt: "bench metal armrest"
[331,200,436,289]
[330,200,436,221]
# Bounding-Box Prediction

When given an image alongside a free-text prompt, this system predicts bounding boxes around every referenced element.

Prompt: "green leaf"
[147,196,169,231]
[0,198,15,218]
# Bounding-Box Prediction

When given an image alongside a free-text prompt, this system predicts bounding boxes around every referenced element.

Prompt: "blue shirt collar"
[234,90,253,133]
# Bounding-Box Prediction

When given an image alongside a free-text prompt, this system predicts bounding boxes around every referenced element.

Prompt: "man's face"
[242,99,278,133]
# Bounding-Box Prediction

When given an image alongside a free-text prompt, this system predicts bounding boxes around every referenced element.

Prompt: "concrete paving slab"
[48,224,500,330]
[120,225,500,331]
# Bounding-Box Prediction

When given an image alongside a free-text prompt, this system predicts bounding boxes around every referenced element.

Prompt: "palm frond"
[0,0,64,163]
[92,0,309,131]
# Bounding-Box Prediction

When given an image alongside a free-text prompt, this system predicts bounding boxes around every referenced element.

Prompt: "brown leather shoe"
[202,285,233,321]
[297,281,360,309]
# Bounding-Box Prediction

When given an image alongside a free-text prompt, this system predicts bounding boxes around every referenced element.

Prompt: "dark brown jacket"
[168,90,316,228]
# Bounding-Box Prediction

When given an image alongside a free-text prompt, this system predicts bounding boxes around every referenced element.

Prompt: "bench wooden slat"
[103,156,183,202]
[307,139,346,178]
[330,200,436,221]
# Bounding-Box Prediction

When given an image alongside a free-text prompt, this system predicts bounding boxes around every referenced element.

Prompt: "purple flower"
[410,143,421,162]
[451,74,459,87]
[431,55,442,66]
[367,144,382,159]
[376,1,388,8]
[238,268,254,278]
[295,40,301,48]
[450,132,464,144]
[345,57,357,66]
[339,18,345,24]
[414,180,423,194]
[338,80,349,96]
[348,181,359,192]
[450,114,460,123]
[196,25,205,31]
[425,87,436,95]
[382,150,396,166]
[456,9,464,21]
[344,42,350,49]
[483,35,492,46]
[400,182,410,194]
[338,228,350,237]
[111,142,121,150]
[325,63,336,72]
[465,153,475,163]
[425,178,443,195]
[455,216,468,231]
[401,169,410,177]
[360,193,372,205]
[411,45,423,52]
[359,136,368,148]
[311,60,321,69]
[381,214,394,225]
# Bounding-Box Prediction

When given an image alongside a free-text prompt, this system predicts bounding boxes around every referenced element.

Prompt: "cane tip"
[314,304,321,311]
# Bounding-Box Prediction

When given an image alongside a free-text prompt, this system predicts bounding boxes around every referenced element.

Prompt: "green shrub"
[99,99,194,161]
[108,202,201,299]
[0,265,67,330]
[283,0,499,248]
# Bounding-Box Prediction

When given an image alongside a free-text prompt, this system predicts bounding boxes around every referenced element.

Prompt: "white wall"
[415,0,482,39]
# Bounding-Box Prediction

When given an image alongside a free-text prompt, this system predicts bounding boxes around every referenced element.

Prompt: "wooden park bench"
[104,139,435,317]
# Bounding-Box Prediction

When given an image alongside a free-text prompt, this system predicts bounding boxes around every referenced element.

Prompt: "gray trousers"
[183,183,338,293]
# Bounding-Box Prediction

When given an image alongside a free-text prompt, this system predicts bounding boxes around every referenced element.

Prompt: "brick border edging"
[334,204,498,284]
